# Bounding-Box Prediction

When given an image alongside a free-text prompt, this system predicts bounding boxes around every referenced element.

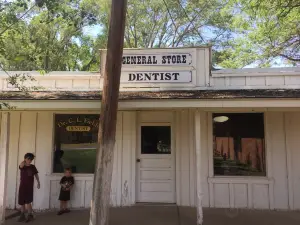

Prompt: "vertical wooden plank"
[229,183,235,208]
[204,48,211,87]
[208,182,214,207]
[116,112,123,206]
[264,113,273,177]
[16,112,37,209]
[225,77,230,87]
[284,113,294,210]
[196,49,206,87]
[5,112,21,209]
[265,112,287,209]
[84,181,93,208]
[50,180,60,209]
[110,112,122,206]
[264,113,276,210]
[207,113,214,177]
[80,181,85,208]
[284,112,300,210]
[195,110,203,225]
[180,110,190,206]
[33,112,53,210]
[289,113,300,209]
[171,111,177,203]
[175,111,181,205]
[189,110,195,206]
[247,183,253,209]
[200,112,210,207]
[0,113,9,224]
[269,182,274,210]
[70,180,82,208]
[121,112,133,206]
[130,112,136,204]
[207,110,214,208]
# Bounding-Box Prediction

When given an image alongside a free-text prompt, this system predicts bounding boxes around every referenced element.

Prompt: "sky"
[83,25,102,38]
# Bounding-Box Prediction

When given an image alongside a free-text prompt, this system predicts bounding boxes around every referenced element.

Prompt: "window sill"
[47,173,94,181]
[208,176,274,184]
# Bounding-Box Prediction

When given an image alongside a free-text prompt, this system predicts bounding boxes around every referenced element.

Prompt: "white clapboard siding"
[6,112,21,209]
[3,109,300,211]
[16,112,37,208]
[33,112,54,210]
[284,112,300,210]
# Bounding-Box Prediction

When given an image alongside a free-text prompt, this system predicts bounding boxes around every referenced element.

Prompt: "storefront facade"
[1,47,300,212]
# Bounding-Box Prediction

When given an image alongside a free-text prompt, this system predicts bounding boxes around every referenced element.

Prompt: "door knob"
[136,159,141,163]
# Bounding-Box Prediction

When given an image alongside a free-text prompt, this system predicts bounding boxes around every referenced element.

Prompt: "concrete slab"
[4,210,20,220]
[4,206,300,225]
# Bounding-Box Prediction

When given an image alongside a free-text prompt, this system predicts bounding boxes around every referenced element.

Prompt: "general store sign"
[122,53,192,66]
[121,71,192,83]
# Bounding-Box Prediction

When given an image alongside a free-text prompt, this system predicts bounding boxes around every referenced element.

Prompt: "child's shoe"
[17,213,26,222]
[57,210,64,215]
[25,214,34,223]
[64,208,70,213]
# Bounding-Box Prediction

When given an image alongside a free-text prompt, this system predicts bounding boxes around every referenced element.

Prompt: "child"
[57,168,74,215]
[17,153,40,222]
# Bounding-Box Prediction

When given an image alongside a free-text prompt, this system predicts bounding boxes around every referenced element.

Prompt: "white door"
[136,124,175,203]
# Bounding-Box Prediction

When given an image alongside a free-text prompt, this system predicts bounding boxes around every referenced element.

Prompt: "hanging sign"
[121,71,192,83]
[122,53,192,66]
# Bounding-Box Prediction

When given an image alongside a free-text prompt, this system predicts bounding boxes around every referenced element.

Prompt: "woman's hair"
[24,153,35,160]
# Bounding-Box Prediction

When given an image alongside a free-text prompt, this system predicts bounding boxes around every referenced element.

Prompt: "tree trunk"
[89,1,128,225]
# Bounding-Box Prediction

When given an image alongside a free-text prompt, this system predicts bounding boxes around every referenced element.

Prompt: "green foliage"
[0,0,106,71]
[0,0,299,70]
[216,0,300,68]
[94,0,235,48]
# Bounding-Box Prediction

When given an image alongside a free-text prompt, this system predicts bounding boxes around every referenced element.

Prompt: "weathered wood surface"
[89,0,128,225]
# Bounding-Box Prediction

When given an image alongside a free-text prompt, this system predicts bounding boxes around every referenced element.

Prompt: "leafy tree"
[94,0,235,49]
[1,0,299,69]
[0,0,105,71]
[216,0,300,68]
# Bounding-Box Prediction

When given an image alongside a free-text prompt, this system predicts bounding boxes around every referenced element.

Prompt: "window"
[141,126,171,154]
[53,114,99,174]
[213,113,266,176]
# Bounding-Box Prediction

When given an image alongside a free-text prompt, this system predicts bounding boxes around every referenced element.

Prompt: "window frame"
[51,112,100,175]
[208,112,269,178]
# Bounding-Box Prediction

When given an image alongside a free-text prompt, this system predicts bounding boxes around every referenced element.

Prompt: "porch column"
[195,110,203,225]
[0,113,10,224]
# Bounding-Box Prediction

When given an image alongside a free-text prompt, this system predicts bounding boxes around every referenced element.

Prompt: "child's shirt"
[19,164,38,187]
[60,176,74,192]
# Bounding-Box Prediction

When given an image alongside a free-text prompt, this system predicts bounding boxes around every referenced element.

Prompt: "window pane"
[213,113,266,176]
[53,114,99,174]
[141,126,171,154]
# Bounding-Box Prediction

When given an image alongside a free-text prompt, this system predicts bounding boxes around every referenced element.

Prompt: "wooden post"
[195,110,203,225]
[89,0,127,225]
[0,113,10,225]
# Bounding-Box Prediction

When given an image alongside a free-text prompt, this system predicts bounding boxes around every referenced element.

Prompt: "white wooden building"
[1,47,300,216]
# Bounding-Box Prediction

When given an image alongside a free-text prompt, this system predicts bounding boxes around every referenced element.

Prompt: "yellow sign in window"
[66,126,91,132]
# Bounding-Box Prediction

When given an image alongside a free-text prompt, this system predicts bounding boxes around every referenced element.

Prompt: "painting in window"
[213,113,266,176]
[53,114,99,174]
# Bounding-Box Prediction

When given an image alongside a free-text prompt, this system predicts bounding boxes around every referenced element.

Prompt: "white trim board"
[3,99,300,110]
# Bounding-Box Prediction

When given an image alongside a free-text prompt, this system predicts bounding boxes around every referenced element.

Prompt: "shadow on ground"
[5,206,300,225]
